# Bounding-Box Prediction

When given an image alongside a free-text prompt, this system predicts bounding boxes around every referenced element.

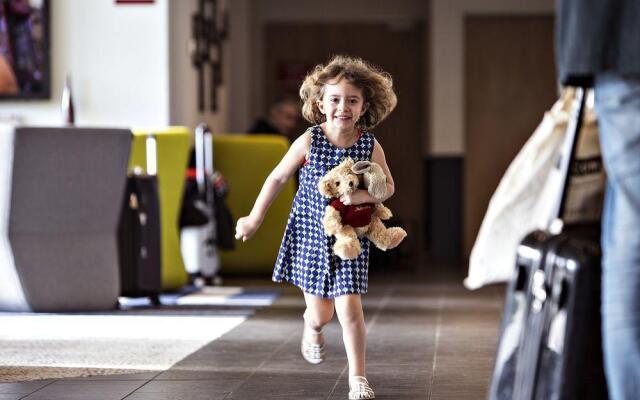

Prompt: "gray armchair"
[0,126,131,312]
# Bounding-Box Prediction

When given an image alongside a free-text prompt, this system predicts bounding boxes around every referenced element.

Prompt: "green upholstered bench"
[213,134,295,275]
[130,127,191,290]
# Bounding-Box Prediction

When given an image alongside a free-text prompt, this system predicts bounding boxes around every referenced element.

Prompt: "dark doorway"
[464,15,557,257]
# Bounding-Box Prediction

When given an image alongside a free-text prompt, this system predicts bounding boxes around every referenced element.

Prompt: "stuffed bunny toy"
[318,157,407,260]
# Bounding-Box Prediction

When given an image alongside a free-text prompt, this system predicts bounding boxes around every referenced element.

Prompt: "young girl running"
[235,55,397,400]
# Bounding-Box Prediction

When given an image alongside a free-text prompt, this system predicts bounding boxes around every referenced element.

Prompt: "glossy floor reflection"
[0,266,505,400]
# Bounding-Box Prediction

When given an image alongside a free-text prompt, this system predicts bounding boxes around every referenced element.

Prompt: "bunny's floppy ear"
[351,161,371,175]
[351,160,387,199]
[366,162,388,199]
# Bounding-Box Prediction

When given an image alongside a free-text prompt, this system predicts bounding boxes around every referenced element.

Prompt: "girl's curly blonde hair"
[299,55,397,131]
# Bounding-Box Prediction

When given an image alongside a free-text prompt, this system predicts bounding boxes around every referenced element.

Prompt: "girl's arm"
[235,132,310,241]
[341,138,395,205]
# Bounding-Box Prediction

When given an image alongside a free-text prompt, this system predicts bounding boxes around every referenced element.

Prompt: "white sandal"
[349,376,375,399]
[301,317,325,364]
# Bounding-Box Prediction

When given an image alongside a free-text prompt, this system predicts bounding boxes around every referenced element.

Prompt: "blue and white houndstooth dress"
[272,125,375,298]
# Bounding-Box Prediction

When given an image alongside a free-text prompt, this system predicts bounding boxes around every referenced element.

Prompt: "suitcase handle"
[145,134,158,176]
[549,87,588,231]
[194,123,214,201]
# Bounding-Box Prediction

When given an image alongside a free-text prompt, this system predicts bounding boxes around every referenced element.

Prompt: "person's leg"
[334,294,367,377]
[301,292,334,364]
[303,291,335,335]
[594,73,640,400]
[335,294,375,399]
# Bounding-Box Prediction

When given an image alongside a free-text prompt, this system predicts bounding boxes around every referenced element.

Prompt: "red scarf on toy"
[329,199,374,228]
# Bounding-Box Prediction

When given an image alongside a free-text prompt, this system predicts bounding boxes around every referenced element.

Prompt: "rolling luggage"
[180,123,222,286]
[489,88,608,400]
[117,134,162,305]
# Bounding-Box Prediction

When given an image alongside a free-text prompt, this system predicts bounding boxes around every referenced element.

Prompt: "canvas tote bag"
[465,88,604,290]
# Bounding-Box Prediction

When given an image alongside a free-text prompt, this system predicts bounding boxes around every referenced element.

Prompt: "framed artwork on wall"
[116,0,154,4]
[0,0,50,100]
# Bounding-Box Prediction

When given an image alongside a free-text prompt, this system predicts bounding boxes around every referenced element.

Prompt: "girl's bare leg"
[303,292,335,345]
[335,294,366,377]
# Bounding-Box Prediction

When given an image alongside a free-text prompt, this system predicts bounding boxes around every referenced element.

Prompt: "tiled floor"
[0,266,506,399]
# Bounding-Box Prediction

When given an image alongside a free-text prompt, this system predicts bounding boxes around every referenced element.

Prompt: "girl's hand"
[340,189,369,205]
[235,216,261,242]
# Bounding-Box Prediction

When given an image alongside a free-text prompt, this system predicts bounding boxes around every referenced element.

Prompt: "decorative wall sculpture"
[191,0,228,112]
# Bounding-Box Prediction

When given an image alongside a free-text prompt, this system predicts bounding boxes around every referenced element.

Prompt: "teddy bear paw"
[386,227,407,250]
[334,240,361,260]
[375,204,393,220]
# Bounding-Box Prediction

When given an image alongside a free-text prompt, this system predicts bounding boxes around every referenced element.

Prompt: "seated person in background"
[248,97,300,136]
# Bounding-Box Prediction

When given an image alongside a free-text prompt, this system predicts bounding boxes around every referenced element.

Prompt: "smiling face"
[317,78,367,134]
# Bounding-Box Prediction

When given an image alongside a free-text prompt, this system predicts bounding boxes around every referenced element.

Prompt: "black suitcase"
[489,88,608,400]
[117,134,162,305]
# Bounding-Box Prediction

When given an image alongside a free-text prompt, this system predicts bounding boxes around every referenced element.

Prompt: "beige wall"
[431,0,554,155]
[168,0,228,134]
[227,0,253,133]
[0,0,556,144]
[0,0,171,127]
[228,0,555,155]
[0,0,233,133]
[230,0,430,137]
